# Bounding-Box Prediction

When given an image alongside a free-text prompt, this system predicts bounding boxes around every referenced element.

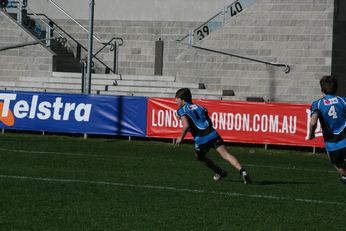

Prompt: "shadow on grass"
[255,180,316,185]
[222,179,316,185]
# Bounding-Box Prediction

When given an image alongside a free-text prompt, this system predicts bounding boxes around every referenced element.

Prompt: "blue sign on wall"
[0,91,147,137]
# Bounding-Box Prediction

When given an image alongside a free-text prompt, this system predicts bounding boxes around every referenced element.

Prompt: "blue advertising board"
[0,91,147,137]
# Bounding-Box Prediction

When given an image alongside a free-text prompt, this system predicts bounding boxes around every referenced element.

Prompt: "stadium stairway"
[2,10,82,73]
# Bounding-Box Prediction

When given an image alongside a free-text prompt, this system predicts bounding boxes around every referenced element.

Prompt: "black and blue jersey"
[311,95,346,151]
[177,102,219,146]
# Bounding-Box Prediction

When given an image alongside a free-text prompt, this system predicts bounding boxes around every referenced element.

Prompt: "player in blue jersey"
[309,75,346,184]
[175,88,251,184]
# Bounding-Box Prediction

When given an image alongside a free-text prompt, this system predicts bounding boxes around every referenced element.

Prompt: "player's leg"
[215,144,252,184]
[336,149,346,183]
[194,143,227,181]
[327,148,346,184]
[334,164,346,184]
[215,144,241,170]
[213,138,252,184]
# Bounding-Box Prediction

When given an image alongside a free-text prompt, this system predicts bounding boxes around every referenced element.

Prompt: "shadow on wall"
[332,0,346,96]
[268,67,276,101]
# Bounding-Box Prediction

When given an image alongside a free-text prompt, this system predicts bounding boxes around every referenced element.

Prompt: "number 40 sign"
[193,0,255,43]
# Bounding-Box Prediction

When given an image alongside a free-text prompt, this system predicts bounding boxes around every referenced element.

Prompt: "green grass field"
[0,133,345,230]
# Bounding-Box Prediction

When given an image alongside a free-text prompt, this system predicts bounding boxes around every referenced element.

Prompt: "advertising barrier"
[0,91,147,137]
[0,91,325,147]
[147,98,324,147]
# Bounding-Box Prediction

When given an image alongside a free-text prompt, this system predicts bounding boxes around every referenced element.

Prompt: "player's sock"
[215,167,224,175]
[340,175,346,184]
[239,168,252,184]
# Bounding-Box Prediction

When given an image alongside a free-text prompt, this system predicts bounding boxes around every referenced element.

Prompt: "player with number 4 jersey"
[309,75,346,184]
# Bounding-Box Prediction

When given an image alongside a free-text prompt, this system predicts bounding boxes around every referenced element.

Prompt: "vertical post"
[81,60,86,93]
[113,40,119,74]
[17,0,22,24]
[86,0,95,94]
[188,29,194,48]
[223,6,226,23]
[46,23,51,47]
[76,44,81,59]
[154,38,164,75]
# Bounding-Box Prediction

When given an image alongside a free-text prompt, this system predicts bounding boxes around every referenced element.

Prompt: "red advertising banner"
[147,98,324,147]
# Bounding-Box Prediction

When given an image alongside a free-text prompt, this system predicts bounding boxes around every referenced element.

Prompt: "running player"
[309,75,346,184]
[175,88,252,184]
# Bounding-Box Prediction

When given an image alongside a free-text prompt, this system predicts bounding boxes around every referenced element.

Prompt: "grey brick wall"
[170,0,334,103]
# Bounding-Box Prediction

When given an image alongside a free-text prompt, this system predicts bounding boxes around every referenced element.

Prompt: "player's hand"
[175,137,182,145]
[308,133,315,140]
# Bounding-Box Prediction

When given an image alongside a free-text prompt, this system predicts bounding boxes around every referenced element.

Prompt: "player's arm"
[176,115,189,145]
[309,112,318,140]
[341,97,346,117]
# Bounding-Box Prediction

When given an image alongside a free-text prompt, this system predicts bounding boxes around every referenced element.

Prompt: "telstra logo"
[0,93,92,126]
[0,101,15,126]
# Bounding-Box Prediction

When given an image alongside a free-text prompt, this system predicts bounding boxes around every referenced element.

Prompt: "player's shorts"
[194,136,224,156]
[327,148,346,165]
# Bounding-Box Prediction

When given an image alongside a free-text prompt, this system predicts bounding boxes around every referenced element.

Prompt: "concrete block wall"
[51,0,333,103]
[170,0,334,103]
[0,11,54,89]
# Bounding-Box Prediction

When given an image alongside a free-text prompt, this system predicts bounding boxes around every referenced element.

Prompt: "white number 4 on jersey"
[328,105,338,119]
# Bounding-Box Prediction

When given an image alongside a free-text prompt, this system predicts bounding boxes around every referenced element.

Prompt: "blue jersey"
[311,95,346,151]
[177,102,219,145]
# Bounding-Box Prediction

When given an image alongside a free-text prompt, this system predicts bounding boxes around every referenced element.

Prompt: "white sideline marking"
[0,147,336,174]
[0,147,99,157]
[0,174,344,206]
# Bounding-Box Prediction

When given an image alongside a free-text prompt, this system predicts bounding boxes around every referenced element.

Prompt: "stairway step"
[112,80,198,88]
[97,91,223,100]
[106,85,222,95]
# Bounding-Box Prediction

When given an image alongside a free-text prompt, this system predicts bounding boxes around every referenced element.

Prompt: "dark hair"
[320,75,337,95]
[175,88,192,103]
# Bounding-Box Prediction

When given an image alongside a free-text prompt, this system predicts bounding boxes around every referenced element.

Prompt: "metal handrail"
[94,37,124,57]
[2,4,122,74]
[0,37,56,52]
[46,0,103,43]
[189,45,291,74]
[28,13,116,73]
